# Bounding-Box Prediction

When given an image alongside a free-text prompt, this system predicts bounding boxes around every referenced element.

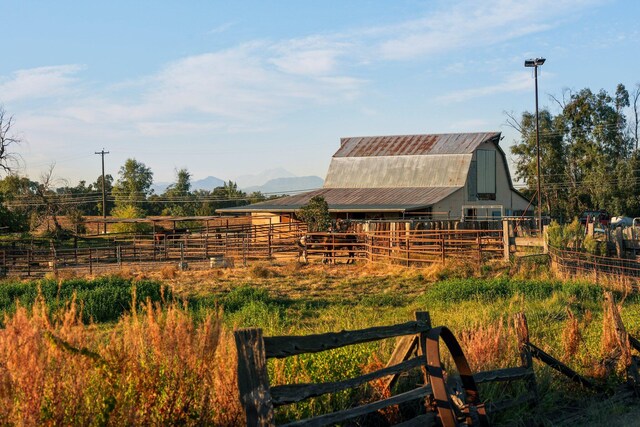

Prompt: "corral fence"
[550,246,640,284]
[235,292,640,426]
[0,226,507,276]
[0,221,307,276]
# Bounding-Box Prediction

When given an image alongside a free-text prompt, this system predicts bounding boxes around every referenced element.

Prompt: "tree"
[510,83,637,219]
[112,159,153,213]
[211,180,247,210]
[0,174,37,231]
[0,107,21,174]
[508,109,565,218]
[631,83,640,151]
[162,168,195,216]
[297,196,331,232]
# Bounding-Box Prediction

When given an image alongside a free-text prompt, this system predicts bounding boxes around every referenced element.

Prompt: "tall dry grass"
[0,298,242,426]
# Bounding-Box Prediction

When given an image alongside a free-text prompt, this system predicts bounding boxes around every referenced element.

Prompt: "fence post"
[406,235,410,267]
[502,219,510,261]
[477,234,482,269]
[234,329,275,426]
[268,225,272,258]
[514,312,538,399]
[542,225,549,254]
[117,245,122,267]
[603,291,631,376]
[243,236,247,267]
[89,248,93,275]
[205,225,209,259]
[180,242,185,270]
[50,242,57,274]
[27,249,31,277]
[415,311,432,385]
[440,236,446,264]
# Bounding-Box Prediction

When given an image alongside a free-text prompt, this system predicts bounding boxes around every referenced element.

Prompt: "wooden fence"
[235,292,640,426]
[0,226,504,277]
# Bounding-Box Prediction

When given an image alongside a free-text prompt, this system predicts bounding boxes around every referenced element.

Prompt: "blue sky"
[1,0,638,187]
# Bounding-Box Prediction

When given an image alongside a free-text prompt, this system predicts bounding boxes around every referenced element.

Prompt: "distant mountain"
[243,176,324,195]
[234,168,295,188]
[191,176,226,191]
[150,182,171,195]
[151,175,225,194]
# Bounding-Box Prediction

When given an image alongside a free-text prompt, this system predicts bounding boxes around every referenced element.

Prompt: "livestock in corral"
[298,232,359,264]
[153,228,189,244]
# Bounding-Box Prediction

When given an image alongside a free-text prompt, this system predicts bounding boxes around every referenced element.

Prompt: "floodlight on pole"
[524,57,545,233]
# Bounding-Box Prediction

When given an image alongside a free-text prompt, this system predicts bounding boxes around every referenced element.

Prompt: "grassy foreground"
[0,258,638,425]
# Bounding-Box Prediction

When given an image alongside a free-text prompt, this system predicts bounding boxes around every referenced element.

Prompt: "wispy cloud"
[0,65,84,102]
[437,72,534,103]
[207,22,236,35]
[376,0,600,60]
[268,36,352,76]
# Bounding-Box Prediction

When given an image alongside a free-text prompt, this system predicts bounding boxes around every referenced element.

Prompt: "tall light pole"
[95,149,109,234]
[524,57,545,232]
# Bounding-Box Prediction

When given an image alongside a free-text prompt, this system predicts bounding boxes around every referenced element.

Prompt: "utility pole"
[524,57,546,233]
[95,149,109,234]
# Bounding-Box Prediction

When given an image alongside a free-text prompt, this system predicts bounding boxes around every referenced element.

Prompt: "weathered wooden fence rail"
[235,293,640,426]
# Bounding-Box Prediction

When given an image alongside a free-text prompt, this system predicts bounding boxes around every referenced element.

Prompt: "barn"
[218,132,531,222]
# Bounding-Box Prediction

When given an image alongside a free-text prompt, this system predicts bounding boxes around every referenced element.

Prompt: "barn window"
[476,149,496,200]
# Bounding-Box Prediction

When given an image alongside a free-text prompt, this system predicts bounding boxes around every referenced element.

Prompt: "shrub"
[0,301,242,425]
[222,285,272,313]
[0,277,171,323]
[110,205,152,234]
[361,293,407,307]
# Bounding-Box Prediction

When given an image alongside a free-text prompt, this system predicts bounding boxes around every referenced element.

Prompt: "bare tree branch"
[632,83,640,151]
[503,110,523,133]
[0,106,23,174]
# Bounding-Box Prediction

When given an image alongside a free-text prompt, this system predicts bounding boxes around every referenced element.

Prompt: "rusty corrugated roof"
[334,132,500,157]
[217,187,461,213]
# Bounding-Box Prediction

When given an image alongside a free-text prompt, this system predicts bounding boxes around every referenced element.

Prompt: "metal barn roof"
[334,132,500,157]
[217,187,461,213]
[323,154,471,188]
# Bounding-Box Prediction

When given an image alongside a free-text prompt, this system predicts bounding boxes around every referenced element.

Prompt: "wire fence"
[549,246,640,284]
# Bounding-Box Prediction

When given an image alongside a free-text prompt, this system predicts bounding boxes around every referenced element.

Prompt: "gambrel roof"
[218,132,509,214]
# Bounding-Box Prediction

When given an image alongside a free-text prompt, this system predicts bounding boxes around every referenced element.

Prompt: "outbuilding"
[218,132,531,222]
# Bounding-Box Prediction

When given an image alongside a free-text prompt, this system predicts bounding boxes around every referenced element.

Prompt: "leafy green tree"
[297,195,331,232]
[211,180,247,210]
[111,205,151,234]
[510,83,637,219]
[112,159,153,214]
[93,174,114,216]
[509,109,566,218]
[0,175,37,231]
[162,168,195,216]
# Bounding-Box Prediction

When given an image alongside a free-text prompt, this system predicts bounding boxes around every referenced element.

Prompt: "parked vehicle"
[611,216,634,228]
[579,210,610,227]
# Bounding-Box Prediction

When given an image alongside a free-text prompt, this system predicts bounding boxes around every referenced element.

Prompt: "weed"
[222,285,273,313]
[160,265,178,279]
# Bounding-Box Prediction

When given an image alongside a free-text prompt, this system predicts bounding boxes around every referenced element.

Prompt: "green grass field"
[0,258,638,425]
